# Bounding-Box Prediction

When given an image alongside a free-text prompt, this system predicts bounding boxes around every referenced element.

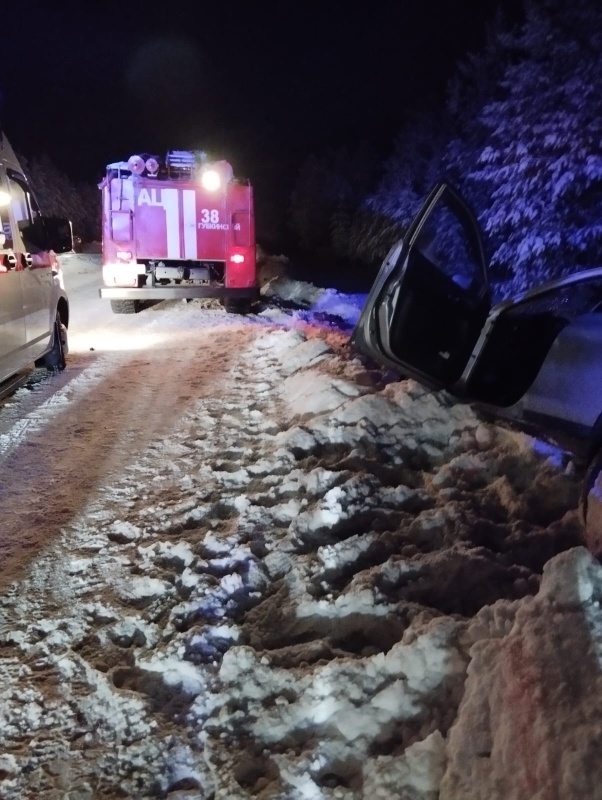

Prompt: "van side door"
[0,184,26,379]
[8,171,53,362]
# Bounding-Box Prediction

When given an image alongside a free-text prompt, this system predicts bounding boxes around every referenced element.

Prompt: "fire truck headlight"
[0,190,10,206]
[200,169,221,191]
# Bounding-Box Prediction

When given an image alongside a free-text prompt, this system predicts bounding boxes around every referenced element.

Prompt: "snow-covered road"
[0,256,600,800]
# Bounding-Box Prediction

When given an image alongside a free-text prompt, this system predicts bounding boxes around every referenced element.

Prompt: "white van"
[0,130,72,385]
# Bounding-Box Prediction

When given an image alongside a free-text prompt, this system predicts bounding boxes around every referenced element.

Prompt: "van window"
[9,176,35,230]
[0,206,11,249]
[8,175,43,252]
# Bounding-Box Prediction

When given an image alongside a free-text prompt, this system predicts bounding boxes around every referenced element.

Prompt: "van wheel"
[580,449,602,558]
[111,299,140,314]
[43,312,66,372]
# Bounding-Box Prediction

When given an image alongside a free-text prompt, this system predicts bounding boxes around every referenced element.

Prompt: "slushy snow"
[0,267,594,799]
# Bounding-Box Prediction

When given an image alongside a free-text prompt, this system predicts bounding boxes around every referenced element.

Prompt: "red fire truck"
[99,151,258,313]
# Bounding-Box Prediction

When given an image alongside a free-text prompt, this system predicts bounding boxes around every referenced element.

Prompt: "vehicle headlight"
[0,190,10,207]
[200,169,221,191]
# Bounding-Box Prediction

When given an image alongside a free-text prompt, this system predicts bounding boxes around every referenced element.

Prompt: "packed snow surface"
[0,263,595,799]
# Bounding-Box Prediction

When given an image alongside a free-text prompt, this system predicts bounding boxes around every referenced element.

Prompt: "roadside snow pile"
[442,546,602,800]
[0,307,592,800]
[261,275,365,328]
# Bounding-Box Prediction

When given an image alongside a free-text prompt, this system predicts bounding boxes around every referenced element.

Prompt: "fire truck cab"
[99,151,258,314]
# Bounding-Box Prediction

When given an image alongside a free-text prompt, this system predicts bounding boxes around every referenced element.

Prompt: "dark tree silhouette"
[20,153,101,244]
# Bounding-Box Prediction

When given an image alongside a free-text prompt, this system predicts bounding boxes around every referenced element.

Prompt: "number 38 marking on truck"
[201,208,220,224]
[198,208,236,231]
[197,208,241,231]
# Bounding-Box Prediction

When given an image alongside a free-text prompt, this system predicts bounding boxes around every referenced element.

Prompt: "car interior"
[466,306,569,406]
[386,249,489,386]
[466,280,602,406]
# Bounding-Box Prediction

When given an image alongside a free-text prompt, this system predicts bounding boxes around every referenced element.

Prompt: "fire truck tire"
[42,312,66,371]
[223,298,251,315]
[110,299,140,315]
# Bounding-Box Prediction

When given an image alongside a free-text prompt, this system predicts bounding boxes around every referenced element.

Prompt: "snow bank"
[443,548,602,800]
[0,289,588,799]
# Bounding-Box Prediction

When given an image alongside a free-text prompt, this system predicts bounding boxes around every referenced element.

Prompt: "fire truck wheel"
[110,300,140,315]
[42,312,66,372]
[223,298,251,315]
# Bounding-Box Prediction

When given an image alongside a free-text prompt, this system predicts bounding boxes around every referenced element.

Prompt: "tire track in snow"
[0,324,257,593]
[0,321,294,799]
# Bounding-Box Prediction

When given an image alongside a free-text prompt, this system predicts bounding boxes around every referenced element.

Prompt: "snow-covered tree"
[289,143,379,257]
[19,153,101,243]
[342,108,449,264]
[288,0,602,292]
[443,9,515,195]
[467,0,602,293]
[369,110,448,230]
[350,11,514,268]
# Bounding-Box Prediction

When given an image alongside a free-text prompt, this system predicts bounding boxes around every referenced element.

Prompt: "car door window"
[377,185,490,387]
[466,274,602,406]
[412,195,486,295]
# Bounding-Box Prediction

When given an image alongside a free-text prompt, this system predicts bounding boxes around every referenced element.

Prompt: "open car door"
[351,183,491,392]
[462,269,602,410]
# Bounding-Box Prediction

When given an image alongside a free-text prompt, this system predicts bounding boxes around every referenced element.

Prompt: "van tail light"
[0,253,17,272]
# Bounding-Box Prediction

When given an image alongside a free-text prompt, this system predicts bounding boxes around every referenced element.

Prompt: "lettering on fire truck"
[137,188,240,231]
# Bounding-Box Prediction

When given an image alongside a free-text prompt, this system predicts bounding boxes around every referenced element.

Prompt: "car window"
[510,279,602,319]
[412,189,486,294]
[466,275,602,407]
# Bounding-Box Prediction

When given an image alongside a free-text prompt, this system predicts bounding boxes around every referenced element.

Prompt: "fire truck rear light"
[230,254,245,264]
[116,250,133,261]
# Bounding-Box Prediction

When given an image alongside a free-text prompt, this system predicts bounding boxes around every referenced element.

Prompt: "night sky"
[1,1,521,236]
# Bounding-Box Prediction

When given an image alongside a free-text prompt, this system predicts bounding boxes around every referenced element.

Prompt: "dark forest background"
[21,0,602,298]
